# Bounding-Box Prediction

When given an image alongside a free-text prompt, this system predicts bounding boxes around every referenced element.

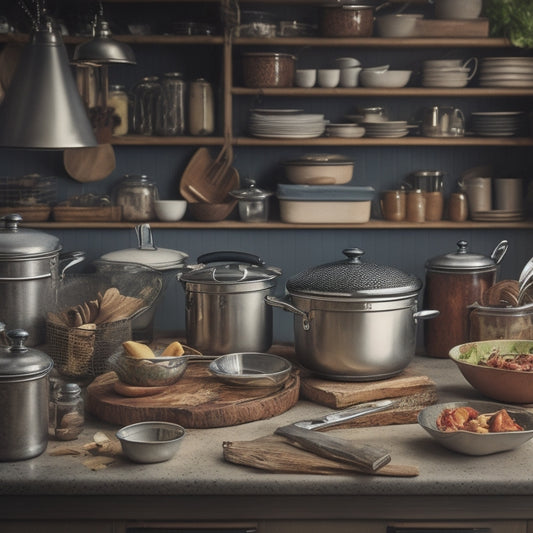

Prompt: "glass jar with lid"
[132,76,161,135]
[188,78,214,136]
[114,174,159,221]
[108,84,129,136]
[52,383,84,441]
[156,72,186,136]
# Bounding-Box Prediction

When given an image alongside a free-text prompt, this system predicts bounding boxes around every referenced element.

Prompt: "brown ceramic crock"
[423,239,508,358]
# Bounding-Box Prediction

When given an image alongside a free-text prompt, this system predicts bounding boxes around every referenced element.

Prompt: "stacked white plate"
[422,66,471,88]
[470,111,526,137]
[471,209,526,222]
[362,120,410,138]
[479,57,533,88]
[248,109,326,139]
[325,123,365,138]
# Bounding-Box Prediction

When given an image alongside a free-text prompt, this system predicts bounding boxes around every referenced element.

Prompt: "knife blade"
[292,398,399,431]
[274,424,391,472]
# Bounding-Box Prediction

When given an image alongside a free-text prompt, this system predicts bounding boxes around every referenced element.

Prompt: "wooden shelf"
[23,219,533,230]
[0,34,224,45]
[111,135,225,146]
[233,87,533,98]
[234,136,533,147]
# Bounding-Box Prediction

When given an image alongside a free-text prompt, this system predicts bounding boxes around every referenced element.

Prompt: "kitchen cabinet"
[0,0,532,340]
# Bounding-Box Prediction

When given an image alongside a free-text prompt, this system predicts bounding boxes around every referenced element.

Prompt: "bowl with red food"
[448,339,533,404]
[418,400,533,455]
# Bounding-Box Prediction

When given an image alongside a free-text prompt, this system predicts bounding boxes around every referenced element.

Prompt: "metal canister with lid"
[0,328,54,461]
[423,239,508,358]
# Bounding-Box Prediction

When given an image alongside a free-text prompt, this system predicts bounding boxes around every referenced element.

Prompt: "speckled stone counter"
[1,355,533,530]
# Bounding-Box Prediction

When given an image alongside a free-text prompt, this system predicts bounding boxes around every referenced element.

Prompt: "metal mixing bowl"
[208,352,292,388]
[116,421,185,463]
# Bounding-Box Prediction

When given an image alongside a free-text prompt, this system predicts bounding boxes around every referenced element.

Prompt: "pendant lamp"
[0,17,97,149]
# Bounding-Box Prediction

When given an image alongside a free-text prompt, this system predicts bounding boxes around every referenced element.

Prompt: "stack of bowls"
[422,58,477,88]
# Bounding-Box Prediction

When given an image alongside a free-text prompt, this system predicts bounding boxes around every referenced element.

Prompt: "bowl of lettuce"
[484,0,533,48]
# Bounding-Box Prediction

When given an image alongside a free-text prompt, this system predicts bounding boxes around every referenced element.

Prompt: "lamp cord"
[17,0,45,30]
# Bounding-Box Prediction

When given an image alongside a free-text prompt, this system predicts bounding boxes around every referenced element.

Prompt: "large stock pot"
[178,251,281,354]
[0,214,85,345]
[266,248,438,381]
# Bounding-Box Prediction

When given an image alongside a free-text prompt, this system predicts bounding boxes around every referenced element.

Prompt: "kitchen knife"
[274,424,391,472]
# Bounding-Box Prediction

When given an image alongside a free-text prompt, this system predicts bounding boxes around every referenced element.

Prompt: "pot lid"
[0,214,61,258]
[425,240,509,272]
[0,329,53,380]
[283,154,354,166]
[286,248,421,298]
[179,251,281,284]
[230,180,273,200]
[99,224,188,270]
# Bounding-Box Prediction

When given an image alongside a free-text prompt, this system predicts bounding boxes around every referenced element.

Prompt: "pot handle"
[58,251,85,279]
[413,309,440,321]
[197,251,265,266]
[265,295,310,330]
[490,240,509,265]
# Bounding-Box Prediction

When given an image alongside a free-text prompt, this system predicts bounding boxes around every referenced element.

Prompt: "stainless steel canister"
[178,252,281,354]
[156,72,186,136]
[0,329,54,461]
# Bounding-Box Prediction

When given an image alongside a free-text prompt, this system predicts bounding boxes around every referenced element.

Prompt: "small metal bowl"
[116,421,185,463]
[208,352,292,388]
[418,401,533,456]
[107,351,189,387]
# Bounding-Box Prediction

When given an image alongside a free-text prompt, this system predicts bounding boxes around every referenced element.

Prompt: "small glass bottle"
[114,174,159,221]
[156,72,186,136]
[53,383,84,441]
[188,78,214,136]
[108,84,129,136]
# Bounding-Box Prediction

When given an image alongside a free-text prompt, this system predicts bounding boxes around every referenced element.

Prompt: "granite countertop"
[2,355,533,498]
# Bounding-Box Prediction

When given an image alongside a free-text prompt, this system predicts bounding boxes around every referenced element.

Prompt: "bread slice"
[161,341,185,357]
[122,340,155,359]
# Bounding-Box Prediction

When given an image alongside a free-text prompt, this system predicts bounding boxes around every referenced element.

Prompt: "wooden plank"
[413,18,489,38]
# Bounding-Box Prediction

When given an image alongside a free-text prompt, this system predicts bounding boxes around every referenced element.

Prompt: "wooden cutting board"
[86,364,300,429]
[223,434,419,477]
[413,18,489,38]
[300,367,437,409]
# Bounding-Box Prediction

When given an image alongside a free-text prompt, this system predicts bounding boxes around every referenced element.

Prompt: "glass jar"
[114,174,159,221]
[53,383,84,441]
[156,72,186,136]
[132,76,161,135]
[188,78,214,136]
[108,84,129,136]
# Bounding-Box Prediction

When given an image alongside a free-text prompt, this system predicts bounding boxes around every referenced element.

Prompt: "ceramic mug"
[464,176,492,213]
[424,191,444,221]
[339,67,362,88]
[381,190,406,221]
[494,178,524,211]
[294,69,317,88]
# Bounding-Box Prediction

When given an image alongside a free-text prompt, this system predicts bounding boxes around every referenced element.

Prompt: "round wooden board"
[86,364,300,429]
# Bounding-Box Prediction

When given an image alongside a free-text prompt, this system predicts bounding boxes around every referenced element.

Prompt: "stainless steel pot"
[178,251,281,354]
[99,224,188,342]
[0,214,85,346]
[0,328,53,461]
[266,248,438,381]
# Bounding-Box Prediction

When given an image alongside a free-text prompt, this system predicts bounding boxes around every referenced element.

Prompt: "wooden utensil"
[63,144,116,183]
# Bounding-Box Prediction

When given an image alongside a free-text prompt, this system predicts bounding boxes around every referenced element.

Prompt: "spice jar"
[108,84,129,136]
[132,76,161,135]
[156,72,186,136]
[189,78,214,136]
[52,383,84,441]
[114,174,159,221]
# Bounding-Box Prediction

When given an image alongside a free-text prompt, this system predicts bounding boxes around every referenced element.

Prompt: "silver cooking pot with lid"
[0,214,85,345]
[98,224,187,342]
[178,251,282,354]
[266,248,438,381]
[0,328,53,461]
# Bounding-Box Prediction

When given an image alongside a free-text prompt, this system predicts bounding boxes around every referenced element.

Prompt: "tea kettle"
[422,105,465,137]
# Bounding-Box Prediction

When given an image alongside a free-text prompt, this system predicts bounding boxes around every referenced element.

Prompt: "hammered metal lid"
[425,240,508,272]
[0,329,53,381]
[0,214,61,258]
[286,248,421,298]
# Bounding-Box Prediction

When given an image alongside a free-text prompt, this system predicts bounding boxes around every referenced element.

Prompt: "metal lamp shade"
[0,22,97,149]
[73,19,136,65]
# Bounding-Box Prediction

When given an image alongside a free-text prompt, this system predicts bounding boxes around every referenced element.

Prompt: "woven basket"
[46,319,131,378]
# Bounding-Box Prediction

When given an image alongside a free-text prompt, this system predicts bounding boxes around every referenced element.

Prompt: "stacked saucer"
[248,109,327,139]
[470,111,526,137]
[422,58,477,88]
[362,120,410,138]
[325,123,365,138]
[479,57,533,88]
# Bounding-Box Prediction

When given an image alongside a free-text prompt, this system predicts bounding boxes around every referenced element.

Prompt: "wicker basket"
[46,319,132,378]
